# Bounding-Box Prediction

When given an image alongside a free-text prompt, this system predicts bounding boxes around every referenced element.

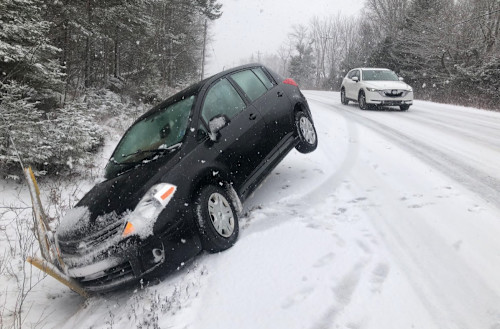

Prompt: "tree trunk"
[84,0,92,89]
[114,27,120,78]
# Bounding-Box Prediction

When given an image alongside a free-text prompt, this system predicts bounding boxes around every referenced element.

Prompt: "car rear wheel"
[400,105,410,111]
[341,88,349,105]
[358,91,368,110]
[195,185,239,253]
[295,111,318,154]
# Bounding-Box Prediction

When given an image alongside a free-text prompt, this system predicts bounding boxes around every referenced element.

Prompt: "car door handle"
[277,91,284,97]
[249,113,257,120]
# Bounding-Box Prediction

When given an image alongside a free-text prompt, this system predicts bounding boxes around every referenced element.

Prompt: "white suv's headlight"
[122,183,177,239]
[366,87,379,92]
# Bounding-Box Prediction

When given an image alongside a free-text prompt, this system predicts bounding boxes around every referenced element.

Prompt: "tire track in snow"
[299,98,361,206]
[306,93,500,211]
[305,92,500,328]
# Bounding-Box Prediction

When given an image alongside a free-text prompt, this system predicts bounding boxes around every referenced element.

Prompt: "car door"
[229,67,293,159]
[345,69,360,100]
[200,77,267,190]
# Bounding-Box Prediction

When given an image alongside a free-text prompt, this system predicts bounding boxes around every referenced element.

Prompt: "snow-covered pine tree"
[288,25,316,88]
[1,0,104,175]
[0,0,64,109]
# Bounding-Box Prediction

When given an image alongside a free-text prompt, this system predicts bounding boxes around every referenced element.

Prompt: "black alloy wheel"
[358,91,368,110]
[341,88,349,105]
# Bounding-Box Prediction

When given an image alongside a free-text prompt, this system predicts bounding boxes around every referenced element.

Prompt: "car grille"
[58,220,125,256]
[382,90,407,97]
[77,261,134,289]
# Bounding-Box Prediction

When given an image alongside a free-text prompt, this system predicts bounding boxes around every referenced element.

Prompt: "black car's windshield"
[111,95,195,165]
[362,70,399,81]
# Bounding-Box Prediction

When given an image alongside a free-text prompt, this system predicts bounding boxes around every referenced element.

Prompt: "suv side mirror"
[398,77,404,81]
[208,115,230,141]
[352,76,359,82]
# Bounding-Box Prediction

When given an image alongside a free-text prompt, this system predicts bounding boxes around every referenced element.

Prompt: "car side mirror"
[208,115,230,142]
[352,76,359,82]
[398,77,404,81]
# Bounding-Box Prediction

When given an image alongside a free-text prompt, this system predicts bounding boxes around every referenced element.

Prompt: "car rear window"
[252,68,274,89]
[230,70,268,102]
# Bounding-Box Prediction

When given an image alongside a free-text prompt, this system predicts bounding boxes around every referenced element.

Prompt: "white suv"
[340,68,413,111]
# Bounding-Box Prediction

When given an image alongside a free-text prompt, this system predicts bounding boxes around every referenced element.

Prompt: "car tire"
[295,111,318,154]
[358,91,368,110]
[341,88,349,105]
[400,105,410,111]
[195,185,239,253]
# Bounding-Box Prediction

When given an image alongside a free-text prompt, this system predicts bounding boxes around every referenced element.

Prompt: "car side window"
[252,68,274,89]
[347,70,355,79]
[230,69,268,102]
[353,70,360,79]
[201,78,246,123]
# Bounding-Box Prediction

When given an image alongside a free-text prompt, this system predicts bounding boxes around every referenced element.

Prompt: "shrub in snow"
[83,88,126,119]
[0,82,104,176]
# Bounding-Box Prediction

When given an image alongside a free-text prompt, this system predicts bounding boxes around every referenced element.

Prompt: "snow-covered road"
[297,91,500,329]
[7,91,500,329]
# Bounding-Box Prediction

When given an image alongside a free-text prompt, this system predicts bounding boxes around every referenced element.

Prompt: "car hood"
[56,150,180,240]
[364,81,411,90]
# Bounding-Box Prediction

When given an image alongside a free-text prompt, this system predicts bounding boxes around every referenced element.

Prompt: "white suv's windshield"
[112,95,195,164]
[362,70,399,81]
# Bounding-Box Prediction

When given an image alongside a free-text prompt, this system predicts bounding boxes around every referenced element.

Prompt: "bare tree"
[365,0,410,39]
[277,41,293,76]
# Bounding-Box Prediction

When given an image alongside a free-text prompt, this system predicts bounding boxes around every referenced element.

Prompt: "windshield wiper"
[119,143,182,162]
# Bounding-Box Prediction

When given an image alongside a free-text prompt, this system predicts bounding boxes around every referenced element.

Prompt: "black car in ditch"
[55,64,318,293]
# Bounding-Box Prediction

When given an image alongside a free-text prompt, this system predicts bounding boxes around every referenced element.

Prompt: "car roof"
[202,63,269,87]
[135,63,270,122]
[352,68,391,71]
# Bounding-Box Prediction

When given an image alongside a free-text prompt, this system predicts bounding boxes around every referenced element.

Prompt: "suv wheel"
[341,88,349,105]
[358,91,368,110]
[400,104,410,111]
[295,111,318,154]
[195,185,239,252]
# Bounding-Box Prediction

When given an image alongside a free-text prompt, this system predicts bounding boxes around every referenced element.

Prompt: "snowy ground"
[1,91,500,328]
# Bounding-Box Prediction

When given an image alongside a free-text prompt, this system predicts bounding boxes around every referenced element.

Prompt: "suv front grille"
[58,220,125,256]
[382,90,406,97]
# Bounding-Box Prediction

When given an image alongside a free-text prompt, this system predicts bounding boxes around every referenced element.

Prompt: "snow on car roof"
[358,68,391,70]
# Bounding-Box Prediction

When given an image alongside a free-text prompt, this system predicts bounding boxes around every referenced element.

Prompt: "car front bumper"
[365,90,413,106]
[58,222,202,293]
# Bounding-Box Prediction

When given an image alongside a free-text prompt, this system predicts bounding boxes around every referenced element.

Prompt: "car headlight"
[122,183,177,239]
[366,87,379,92]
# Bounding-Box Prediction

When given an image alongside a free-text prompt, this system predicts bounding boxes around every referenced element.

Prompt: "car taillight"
[283,78,298,87]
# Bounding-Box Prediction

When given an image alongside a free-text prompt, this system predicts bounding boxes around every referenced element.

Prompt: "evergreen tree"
[289,45,316,88]
[0,0,64,108]
[288,26,316,88]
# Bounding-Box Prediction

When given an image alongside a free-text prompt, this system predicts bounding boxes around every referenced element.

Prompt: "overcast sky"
[205,0,365,76]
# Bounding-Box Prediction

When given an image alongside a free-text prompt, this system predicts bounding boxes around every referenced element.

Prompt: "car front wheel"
[295,111,318,154]
[195,185,239,253]
[400,104,410,111]
[358,91,368,110]
[341,88,349,105]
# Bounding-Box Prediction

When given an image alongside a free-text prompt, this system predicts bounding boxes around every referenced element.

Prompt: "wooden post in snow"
[24,167,88,298]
